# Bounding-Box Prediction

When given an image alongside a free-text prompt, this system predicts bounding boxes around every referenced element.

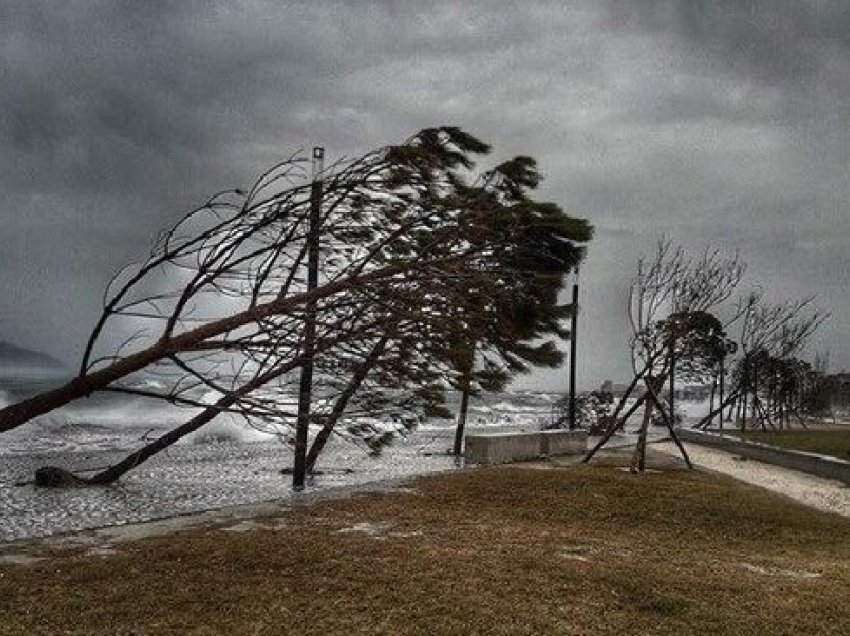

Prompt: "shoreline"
[0,470,454,562]
[0,430,460,543]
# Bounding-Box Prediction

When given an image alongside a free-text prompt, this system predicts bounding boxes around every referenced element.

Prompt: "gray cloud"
[1,0,849,390]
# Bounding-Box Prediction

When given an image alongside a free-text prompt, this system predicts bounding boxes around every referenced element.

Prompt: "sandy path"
[654,441,850,518]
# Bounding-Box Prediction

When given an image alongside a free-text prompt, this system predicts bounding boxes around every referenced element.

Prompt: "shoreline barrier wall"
[677,428,850,486]
[464,430,587,465]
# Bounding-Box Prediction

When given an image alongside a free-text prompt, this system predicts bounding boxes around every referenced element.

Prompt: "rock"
[34,466,88,488]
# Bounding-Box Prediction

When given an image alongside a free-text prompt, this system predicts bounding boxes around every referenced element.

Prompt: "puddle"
[561,545,593,562]
[738,562,821,579]
[0,553,45,566]
[559,542,633,562]
[223,518,287,533]
[337,521,393,538]
[336,521,422,540]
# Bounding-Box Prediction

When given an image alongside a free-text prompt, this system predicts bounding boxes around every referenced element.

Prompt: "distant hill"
[0,341,67,377]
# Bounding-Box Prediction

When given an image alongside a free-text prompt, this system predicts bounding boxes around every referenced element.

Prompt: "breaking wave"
[0,388,277,454]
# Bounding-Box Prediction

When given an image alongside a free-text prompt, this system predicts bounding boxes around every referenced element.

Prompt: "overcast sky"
[1,0,848,391]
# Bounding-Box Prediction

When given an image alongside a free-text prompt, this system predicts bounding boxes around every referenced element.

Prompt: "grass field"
[2,453,850,635]
[730,429,850,461]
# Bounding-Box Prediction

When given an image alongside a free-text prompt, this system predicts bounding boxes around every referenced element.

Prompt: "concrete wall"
[677,428,850,486]
[464,432,542,465]
[464,430,587,465]
[540,430,587,457]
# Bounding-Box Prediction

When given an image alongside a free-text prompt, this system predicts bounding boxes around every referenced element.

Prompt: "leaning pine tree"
[0,127,591,484]
[441,157,591,455]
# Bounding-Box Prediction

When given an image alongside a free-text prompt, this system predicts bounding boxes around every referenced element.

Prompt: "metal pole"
[568,267,579,430]
[668,344,675,426]
[718,355,725,431]
[293,147,324,490]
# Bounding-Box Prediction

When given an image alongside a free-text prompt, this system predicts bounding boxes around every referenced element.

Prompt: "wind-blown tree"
[0,127,488,433]
[705,292,829,432]
[549,388,614,430]
[3,127,592,484]
[440,157,591,455]
[749,354,820,428]
[801,359,850,424]
[584,239,746,471]
[664,311,727,386]
[246,149,590,470]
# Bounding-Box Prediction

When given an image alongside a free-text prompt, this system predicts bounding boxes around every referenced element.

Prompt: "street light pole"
[293,146,324,491]
[669,340,675,426]
[718,353,725,431]
[568,266,579,430]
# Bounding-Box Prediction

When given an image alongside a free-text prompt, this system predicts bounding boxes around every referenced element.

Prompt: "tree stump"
[34,466,88,488]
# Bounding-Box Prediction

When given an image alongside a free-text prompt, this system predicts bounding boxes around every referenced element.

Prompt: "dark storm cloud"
[546,0,850,386]
[1,0,848,388]
[3,2,313,197]
[1,2,590,199]
[605,0,850,78]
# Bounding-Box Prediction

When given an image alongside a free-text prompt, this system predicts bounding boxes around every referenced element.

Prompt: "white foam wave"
[180,414,278,445]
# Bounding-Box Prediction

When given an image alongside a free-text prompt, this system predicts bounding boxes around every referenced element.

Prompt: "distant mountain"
[0,341,67,376]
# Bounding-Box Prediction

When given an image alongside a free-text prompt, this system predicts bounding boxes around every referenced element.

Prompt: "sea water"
[0,376,560,542]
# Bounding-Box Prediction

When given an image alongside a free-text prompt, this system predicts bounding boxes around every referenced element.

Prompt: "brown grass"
[2,452,850,635]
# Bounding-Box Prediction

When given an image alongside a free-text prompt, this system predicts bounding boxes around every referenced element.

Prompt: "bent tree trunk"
[641,377,692,469]
[48,354,311,485]
[582,391,648,463]
[453,348,475,457]
[631,376,662,473]
[0,265,403,434]
[88,400,241,484]
[304,334,390,474]
[694,391,741,430]
[453,384,471,457]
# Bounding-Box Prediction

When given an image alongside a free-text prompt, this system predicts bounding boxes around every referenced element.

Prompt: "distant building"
[600,379,644,399]
[600,379,711,401]
[673,384,712,401]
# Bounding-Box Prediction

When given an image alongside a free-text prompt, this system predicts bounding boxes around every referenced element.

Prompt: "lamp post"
[667,309,684,428]
[669,333,676,427]
[293,146,324,491]
[718,339,737,430]
[568,265,580,430]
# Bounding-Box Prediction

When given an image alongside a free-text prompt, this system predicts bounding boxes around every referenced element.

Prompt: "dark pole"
[452,370,471,456]
[568,267,579,430]
[293,147,324,490]
[718,355,725,431]
[668,343,675,426]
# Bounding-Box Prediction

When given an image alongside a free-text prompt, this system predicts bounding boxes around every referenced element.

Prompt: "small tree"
[584,239,745,472]
[727,293,828,430]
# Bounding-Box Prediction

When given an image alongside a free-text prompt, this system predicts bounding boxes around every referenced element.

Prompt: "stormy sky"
[1,0,848,391]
